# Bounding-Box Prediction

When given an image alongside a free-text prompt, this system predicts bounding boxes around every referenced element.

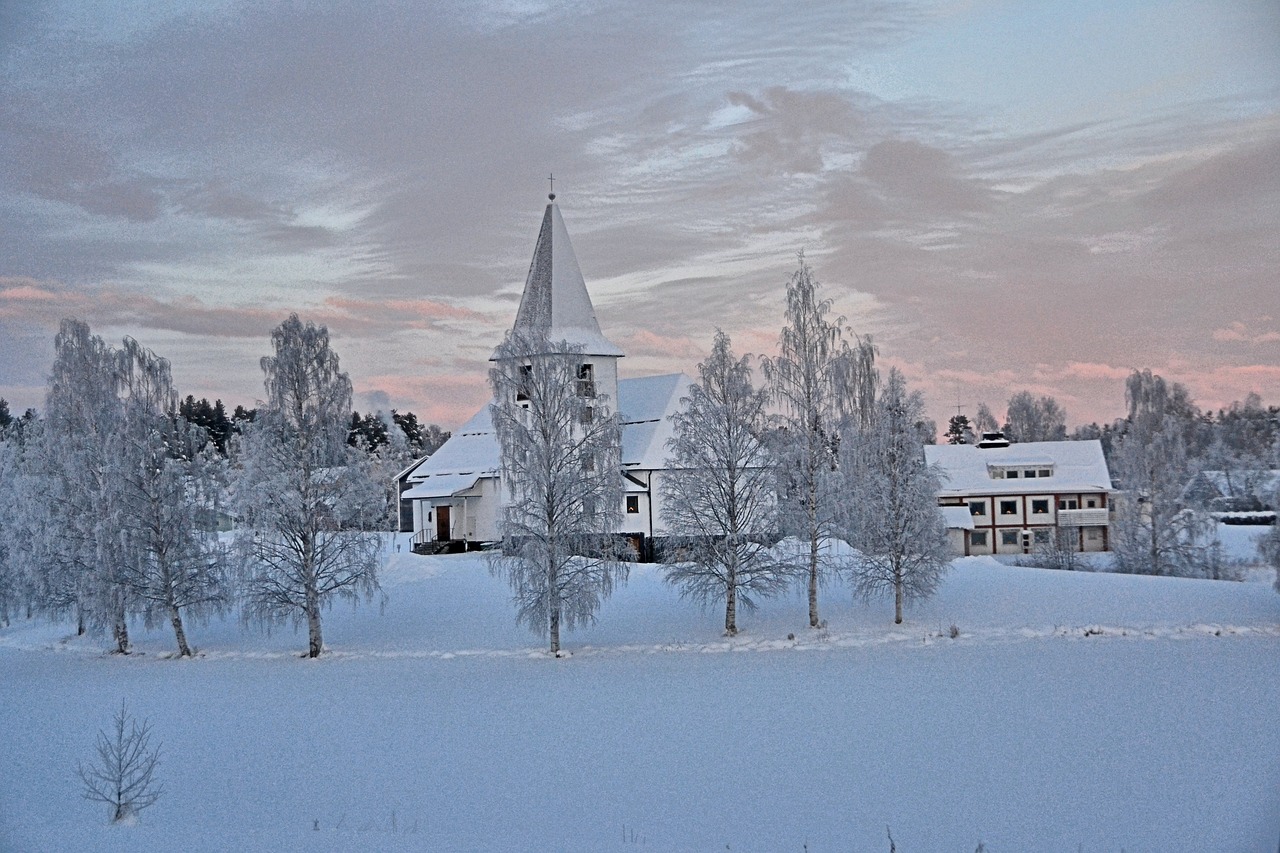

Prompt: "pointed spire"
[511,202,623,357]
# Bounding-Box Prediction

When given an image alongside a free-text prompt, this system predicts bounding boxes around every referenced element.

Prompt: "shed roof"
[402,473,483,500]
[941,505,975,530]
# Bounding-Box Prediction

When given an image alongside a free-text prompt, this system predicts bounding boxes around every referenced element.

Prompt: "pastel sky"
[2,0,1277,430]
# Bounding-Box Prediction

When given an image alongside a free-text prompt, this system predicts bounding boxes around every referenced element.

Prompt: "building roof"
[508,202,624,357]
[403,373,694,492]
[925,439,1112,497]
[619,373,694,470]
[940,505,975,530]
[1185,469,1280,499]
[401,473,483,500]
[402,406,501,494]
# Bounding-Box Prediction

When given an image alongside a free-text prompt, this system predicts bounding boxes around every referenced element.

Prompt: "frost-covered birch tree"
[488,330,627,655]
[234,316,383,658]
[973,402,999,436]
[1260,506,1280,593]
[841,369,948,624]
[660,331,784,636]
[2,416,51,628]
[1110,370,1206,576]
[762,253,874,628]
[114,338,231,657]
[30,320,136,651]
[0,432,27,626]
[1004,391,1067,443]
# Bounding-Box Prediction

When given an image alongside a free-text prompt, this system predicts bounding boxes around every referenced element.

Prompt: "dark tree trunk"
[894,574,904,625]
[113,607,130,655]
[724,563,738,637]
[305,575,323,658]
[168,603,192,658]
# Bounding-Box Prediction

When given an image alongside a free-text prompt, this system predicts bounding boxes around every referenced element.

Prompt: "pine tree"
[390,410,450,457]
[234,316,384,658]
[841,369,949,624]
[659,331,785,636]
[488,329,627,655]
[348,411,391,453]
[945,413,974,445]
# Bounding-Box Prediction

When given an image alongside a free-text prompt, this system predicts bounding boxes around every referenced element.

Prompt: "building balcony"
[1058,508,1109,526]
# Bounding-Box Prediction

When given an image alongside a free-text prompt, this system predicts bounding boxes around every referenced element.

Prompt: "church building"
[399,197,692,558]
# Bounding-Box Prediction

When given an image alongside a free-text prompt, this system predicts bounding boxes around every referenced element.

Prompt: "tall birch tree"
[33,320,135,651]
[1004,391,1067,443]
[1110,370,1205,576]
[234,316,383,658]
[488,330,627,655]
[660,331,784,636]
[762,253,873,628]
[114,338,231,657]
[0,432,26,626]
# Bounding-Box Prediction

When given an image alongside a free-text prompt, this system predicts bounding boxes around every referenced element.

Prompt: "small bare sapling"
[78,701,163,824]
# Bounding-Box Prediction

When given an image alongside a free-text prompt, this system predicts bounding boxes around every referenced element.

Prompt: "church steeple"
[511,201,624,358]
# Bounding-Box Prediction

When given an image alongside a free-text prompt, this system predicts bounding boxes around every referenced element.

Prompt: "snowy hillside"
[1,540,1277,852]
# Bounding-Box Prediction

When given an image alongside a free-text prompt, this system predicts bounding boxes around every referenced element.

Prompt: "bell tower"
[503,196,623,408]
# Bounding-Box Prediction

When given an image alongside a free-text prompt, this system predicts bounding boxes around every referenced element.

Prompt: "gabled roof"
[509,202,624,357]
[925,439,1112,496]
[403,406,501,488]
[403,373,694,491]
[1185,469,1280,499]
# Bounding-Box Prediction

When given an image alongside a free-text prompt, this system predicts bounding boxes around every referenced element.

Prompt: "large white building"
[399,199,692,557]
[926,433,1113,557]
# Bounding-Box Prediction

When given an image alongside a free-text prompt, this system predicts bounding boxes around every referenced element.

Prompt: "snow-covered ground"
[1,539,1278,852]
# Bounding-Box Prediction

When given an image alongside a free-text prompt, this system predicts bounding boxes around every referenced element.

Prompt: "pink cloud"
[1212,319,1280,344]
[617,329,705,359]
[1035,362,1133,382]
[356,372,491,428]
[0,276,495,343]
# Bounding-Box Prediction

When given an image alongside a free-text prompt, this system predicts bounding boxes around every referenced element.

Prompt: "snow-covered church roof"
[402,374,694,498]
[618,373,693,470]
[507,201,624,358]
[400,406,501,499]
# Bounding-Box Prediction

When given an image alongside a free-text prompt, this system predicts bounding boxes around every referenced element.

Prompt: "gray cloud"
[727,86,867,174]
[0,1,1276,427]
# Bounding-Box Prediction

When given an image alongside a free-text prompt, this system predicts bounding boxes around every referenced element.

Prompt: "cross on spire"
[548,173,556,201]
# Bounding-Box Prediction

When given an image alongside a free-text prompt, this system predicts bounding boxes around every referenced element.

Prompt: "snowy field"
[1,538,1278,852]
